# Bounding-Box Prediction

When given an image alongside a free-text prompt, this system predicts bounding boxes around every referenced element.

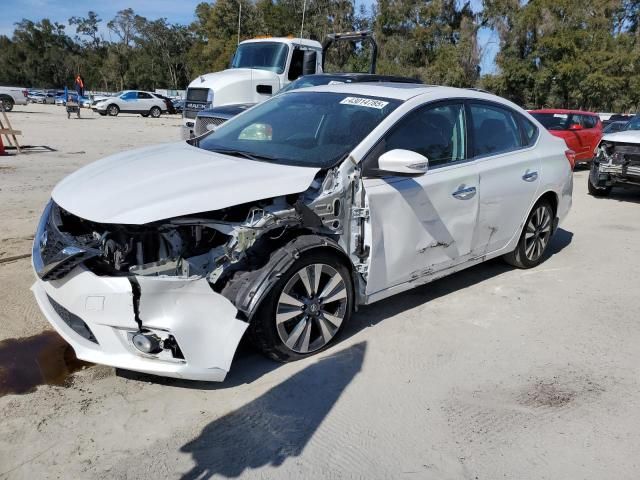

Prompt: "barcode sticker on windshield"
[340,97,389,109]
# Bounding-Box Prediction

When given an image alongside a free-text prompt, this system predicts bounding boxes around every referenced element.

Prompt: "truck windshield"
[197,91,401,169]
[231,42,289,74]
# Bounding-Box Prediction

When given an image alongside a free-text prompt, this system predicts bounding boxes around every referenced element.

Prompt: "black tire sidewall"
[150,107,161,118]
[108,105,119,116]
[251,249,354,362]
[1,97,14,111]
[514,200,554,268]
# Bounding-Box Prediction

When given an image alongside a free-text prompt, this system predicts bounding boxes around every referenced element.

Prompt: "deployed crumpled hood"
[602,130,640,143]
[52,142,319,224]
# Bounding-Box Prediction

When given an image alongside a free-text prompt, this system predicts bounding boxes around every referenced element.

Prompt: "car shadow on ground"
[177,342,366,480]
[602,188,640,204]
[118,228,573,389]
[340,227,573,344]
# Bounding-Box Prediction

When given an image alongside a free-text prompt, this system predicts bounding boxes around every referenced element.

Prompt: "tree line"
[1,0,640,112]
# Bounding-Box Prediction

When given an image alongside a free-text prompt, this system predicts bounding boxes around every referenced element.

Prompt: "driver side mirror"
[373,149,429,177]
[569,123,583,131]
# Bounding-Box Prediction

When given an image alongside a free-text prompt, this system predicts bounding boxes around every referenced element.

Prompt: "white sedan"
[32,84,572,381]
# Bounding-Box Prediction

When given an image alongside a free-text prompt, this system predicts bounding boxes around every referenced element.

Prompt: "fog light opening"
[132,332,162,354]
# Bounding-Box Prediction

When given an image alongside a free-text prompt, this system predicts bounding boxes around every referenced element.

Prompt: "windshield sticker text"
[340,97,389,109]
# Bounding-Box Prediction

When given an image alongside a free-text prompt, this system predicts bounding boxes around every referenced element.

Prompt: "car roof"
[529,108,599,116]
[296,83,518,106]
[297,73,423,84]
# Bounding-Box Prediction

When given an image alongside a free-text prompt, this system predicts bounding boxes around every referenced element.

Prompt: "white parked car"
[31,84,573,381]
[589,115,640,195]
[0,86,28,111]
[92,90,168,117]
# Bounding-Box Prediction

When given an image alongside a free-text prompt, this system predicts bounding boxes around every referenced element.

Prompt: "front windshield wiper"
[208,148,278,163]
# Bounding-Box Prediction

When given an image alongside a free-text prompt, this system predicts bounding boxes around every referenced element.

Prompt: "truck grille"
[184,88,211,119]
[195,116,227,136]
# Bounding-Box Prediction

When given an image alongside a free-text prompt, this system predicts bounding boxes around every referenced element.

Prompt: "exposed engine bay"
[38,166,366,311]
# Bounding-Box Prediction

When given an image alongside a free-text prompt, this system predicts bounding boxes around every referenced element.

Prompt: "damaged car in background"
[589,115,640,196]
[32,84,573,381]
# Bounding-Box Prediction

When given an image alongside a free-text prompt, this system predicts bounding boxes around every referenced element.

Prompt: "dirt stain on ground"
[0,330,92,397]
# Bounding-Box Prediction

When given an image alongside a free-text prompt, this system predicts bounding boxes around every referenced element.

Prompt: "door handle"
[452,186,476,200]
[522,170,538,182]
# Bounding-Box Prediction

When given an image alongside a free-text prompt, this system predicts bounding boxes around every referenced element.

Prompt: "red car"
[529,109,602,168]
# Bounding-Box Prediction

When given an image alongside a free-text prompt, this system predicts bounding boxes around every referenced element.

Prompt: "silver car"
[92,90,168,118]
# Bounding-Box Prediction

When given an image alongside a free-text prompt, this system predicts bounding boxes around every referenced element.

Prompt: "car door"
[136,92,154,113]
[362,101,480,296]
[119,91,137,112]
[468,101,541,255]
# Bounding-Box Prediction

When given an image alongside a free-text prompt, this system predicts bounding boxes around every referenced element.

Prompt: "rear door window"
[470,103,522,157]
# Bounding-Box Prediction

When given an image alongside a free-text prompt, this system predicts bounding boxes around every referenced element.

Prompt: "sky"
[0,0,498,74]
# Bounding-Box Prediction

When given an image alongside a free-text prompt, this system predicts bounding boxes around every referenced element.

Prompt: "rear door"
[136,92,155,113]
[468,101,541,255]
[362,101,480,296]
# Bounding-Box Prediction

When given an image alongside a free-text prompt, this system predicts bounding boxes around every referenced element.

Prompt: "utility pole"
[237,1,242,45]
[300,0,307,39]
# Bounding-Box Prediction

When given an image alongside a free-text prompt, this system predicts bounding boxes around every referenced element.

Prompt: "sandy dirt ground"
[1,103,639,479]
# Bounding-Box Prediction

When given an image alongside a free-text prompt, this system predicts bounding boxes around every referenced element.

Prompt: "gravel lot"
[1,103,639,479]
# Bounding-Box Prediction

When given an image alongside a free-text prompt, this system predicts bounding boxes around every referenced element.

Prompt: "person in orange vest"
[75,74,84,97]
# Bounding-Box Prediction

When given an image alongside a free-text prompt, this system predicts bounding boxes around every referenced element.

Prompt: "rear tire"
[0,97,14,112]
[249,250,354,363]
[504,199,554,269]
[107,104,119,116]
[149,106,161,118]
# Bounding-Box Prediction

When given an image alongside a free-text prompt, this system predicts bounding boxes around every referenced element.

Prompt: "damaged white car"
[589,116,640,196]
[32,84,572,381]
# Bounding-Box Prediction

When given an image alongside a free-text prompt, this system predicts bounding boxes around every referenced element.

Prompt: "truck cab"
[182,37,323,139]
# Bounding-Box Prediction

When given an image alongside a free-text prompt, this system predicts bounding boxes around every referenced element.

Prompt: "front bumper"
[32,266,248,381]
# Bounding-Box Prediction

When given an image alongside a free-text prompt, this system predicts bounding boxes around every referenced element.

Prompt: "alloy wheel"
[524,205,552,262]
[276,263,348,354]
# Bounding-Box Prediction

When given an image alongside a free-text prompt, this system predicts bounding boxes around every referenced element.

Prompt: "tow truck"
[182,31,378,139]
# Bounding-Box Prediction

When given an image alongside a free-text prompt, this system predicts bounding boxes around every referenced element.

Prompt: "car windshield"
[530,112,571,130]
[231,42,289,74]
[197,91,401,168]
[623,116,640,131]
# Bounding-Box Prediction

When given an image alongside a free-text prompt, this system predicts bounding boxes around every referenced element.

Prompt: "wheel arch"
[220,234,360,322]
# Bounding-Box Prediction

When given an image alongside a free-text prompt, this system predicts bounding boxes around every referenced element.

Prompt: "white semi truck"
[182,32,377,139]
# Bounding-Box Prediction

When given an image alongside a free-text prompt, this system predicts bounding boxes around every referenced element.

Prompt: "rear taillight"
[22,89,28,97]
[565,149,576,170]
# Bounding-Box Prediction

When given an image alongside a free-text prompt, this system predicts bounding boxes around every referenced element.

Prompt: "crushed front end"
[31,166,355,381]
[592,140,640,189]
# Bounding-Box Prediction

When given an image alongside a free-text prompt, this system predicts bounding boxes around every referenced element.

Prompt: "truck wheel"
[149,107,161,118]
[107,104,119,116]
[249,250,354,362]
[588,165,611,196]
[504,199,554,269]
[0,96,14,112]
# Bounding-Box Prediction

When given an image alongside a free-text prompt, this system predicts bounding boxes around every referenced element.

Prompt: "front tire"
[149,106,161,118]
[588,164,611,196]
[504,200,554,269]
[250,250,354,362]
[107,104,119,116]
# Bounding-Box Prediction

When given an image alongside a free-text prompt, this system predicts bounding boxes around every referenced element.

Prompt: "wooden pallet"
[0,103,21,153]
